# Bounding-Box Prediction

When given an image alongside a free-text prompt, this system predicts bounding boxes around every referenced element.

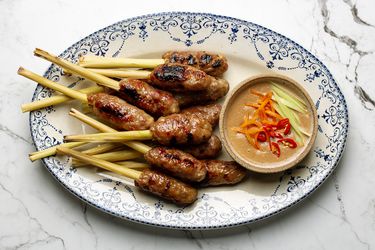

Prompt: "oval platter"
[30,12,349,229]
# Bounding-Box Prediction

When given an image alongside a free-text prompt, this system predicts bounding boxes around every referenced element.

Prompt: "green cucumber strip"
[271,82,306,106]
[292,128,304,146]
[273,94,311,136]
[271,83,307,112]
[274,100,306,145]
[272,91,306,115]
[271,95,306,113]
[290,105,301,126]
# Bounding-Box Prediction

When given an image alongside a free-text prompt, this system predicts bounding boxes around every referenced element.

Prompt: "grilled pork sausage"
[150,113,212,145]
[144,147,207,182]
[163,51,228,76]
[149,63,212,92]
[87,93,154,130]
[135,169,198,205]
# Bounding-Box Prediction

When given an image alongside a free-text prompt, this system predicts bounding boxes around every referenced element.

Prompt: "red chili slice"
[276,118,289,129]
[257,131,267,142]
[271,142,280,157]
[277,118,291,135]
[277,138,297,148]
[284,123,291,135]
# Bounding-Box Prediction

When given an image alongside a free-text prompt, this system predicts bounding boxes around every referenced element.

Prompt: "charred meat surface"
[135,169,198,205]
[202,160,247,186]
[175,77,229,107]
[163,51,228,76]
[87,93,154,130]
[117,79,179,117]
[149,63,211,92]
[182,135,222,159]
[150,113,212,145]
[145,147,207,182]
[181,103,221,127]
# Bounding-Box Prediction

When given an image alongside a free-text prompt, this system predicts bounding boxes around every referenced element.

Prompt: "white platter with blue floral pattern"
[30,12,348,229]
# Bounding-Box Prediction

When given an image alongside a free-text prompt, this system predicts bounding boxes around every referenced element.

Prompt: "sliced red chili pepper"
[277,118,291,135]
[271,142,280,157]
[257,131,267,142]
[284,123,291,135]
[268,130,276,138]
[276,118,289,129]
[277,138,297,148]
[274,132,283,139]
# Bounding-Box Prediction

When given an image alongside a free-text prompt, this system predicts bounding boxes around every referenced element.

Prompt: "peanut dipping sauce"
[225,82,313,168]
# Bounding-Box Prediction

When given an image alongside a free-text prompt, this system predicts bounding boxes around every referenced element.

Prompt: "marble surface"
[0,0,374,249]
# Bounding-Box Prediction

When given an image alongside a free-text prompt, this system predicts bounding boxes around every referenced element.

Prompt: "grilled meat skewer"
[149,63,212,92]
[150,113,212,145]
[66,113,213,146]
[57,147,198,205]
[175,77,229,108]
[181,135,222,159]
[87,93,155,130]
[78,51,228,77]
[114,79,179,117]
[181,104,221,127]
[162,51,228,76]
[144,147,207,182]
[18,68,154,130]
[65,103,221,146]
[201,160,247,186]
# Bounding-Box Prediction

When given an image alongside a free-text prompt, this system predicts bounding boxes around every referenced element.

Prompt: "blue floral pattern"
[29,12,348,229]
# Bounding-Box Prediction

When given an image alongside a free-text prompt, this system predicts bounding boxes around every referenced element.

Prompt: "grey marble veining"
[1,0,374,249]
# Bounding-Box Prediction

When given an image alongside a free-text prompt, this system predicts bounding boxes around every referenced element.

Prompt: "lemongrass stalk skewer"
[29,142,86,162]
[65,131,153,142]
[81,143,122,155]
[78,56,164,69]
[21,85,103,113]
[69,108,151,154]
[72,149,142,167]
[57,147,141,180]
[65,68,151,79]
[18,67,88,102]
[34,48,124,91]
[114,161,148,169]
[74,160,149,169]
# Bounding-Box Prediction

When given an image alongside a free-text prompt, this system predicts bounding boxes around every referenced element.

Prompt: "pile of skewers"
[20,50,247,206]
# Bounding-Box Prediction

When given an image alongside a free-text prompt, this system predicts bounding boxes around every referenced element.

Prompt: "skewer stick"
[57,147,141,180]
[29,142,86,162]
[69,109,151,154]
[64,131,153,142]
[18,67,88,102]
[21,85,103,113]
[66,68,151,79]
[72,149,142,167]
[34,48,120,90]
[78,56,165,69]
[81,143,122,155]
[19,68,102,161]
[114,161,149,169]
[73,160,149,169]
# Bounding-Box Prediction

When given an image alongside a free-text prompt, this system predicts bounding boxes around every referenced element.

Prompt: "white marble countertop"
[1,0,374,249]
